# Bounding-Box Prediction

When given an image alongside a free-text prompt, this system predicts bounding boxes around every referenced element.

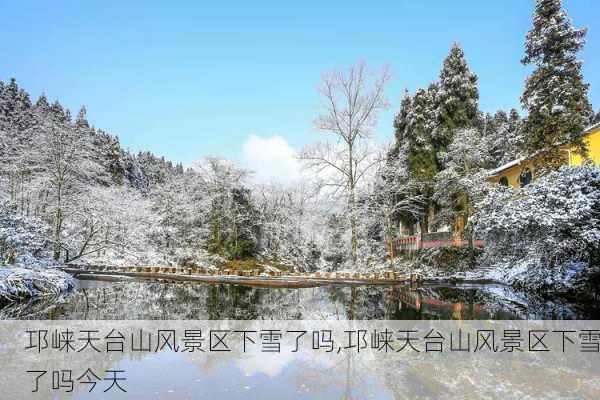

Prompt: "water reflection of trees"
[2,321,600,399]
[0,280,595,319]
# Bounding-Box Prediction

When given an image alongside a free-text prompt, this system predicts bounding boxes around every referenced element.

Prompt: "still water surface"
[2,278,599,399]
[1,277,597,320]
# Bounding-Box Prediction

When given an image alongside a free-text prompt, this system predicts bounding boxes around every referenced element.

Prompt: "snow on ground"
[0,266,74,303]
[481,260,597,292]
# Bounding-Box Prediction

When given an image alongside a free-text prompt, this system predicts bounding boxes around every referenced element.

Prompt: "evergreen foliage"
[388,44,480,233]
[481,109,525,167]
[433,43,479,160]
[521,0,593,167]
[474,166,600,289]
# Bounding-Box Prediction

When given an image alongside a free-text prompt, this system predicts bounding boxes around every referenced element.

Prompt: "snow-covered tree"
[402,85,439,233]
[224,187,259,259]
[75,105,89,129]
[434,128,491,244]
[62,186,149,263]
[474,166,600,289]
[386,92,427,233]
[433,43,479,161]
[42,117,90,260]
[147,171,200,260]
[388,45,479,235]
[0,200,52,266]
[371,152,424,264]
[322,213,348,270]
[388,90,412,159]
[301,62,390,265]
[405,87,439,183]
[521,0,593,168]
[482,109,525,167]
[192,157,259,260]
[0,79,41,216]
[253,181,323,271]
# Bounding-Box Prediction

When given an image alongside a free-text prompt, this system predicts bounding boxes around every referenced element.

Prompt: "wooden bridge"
[394,232,485,253]
[59,264,423,288]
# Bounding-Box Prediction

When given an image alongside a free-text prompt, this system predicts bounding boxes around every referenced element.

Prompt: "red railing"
[393,235,484,252]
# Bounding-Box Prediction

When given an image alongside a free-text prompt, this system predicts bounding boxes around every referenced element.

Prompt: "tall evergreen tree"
[503,109,525,163]
[405,88,438,184]
[389,90,412,159]
[434,127,489,244]
[521,0,592,168]
[481,109,524,167]
[434,43,479,162]
[403,87,439,233]
[75,105,89,129]
[34,94,51,119]
[429,45,479,234]
[386,91,424,233]
[323,213,347,270]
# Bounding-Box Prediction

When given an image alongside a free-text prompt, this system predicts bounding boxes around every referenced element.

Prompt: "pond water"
[1,277,598,320]
[2,278,600,399]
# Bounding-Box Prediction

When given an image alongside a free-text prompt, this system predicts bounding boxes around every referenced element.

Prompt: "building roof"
[585,121,600,134]
[487,122,600,177]
[488,156,528,177]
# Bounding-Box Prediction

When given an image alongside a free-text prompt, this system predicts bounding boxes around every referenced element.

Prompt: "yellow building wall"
[488,161,535,188]
[567,127,600,166]
[488,125,600,189]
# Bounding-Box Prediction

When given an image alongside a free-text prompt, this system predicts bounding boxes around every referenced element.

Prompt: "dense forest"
[1,0,599,298]
[0,83,326,271]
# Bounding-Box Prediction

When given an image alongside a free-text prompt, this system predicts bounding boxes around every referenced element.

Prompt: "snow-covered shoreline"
[0,266,74,304]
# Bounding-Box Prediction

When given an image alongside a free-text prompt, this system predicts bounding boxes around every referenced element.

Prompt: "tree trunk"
[53,207,62,261]
[349,188,358,265]
[53,182,63,261]
[419,210,429,238]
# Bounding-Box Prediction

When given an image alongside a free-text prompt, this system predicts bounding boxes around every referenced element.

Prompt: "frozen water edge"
[0,265,74,303]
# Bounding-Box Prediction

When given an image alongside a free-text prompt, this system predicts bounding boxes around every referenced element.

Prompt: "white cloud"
[242,135,302,183]
[236,349,295,378]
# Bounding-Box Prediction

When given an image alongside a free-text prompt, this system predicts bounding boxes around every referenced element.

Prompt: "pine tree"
[434,43,479,162]
[323,213,347,270]
[386,91,424,234]
[0,79,20,127]
[482,109,524,167]
[481,112,503,167]
[434,127,489,242]
[34,94,50,114]
[224,187,258,259]
[49,100,68,123]
[403,86,439,233]
[502,109,525,165]
[428,45,479,235]
[75,105,89,128]
[405,88,438,183]
[389,90,412,159]
[521,0,592,168]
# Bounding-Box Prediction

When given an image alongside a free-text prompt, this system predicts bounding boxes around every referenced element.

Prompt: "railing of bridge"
[393,232,484,253]
[62,264,423,282]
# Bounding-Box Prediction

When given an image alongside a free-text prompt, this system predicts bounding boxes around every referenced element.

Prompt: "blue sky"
[1,0,599,171]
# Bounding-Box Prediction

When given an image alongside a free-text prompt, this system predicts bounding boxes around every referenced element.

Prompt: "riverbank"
[393,247,600,305]
[0,266,74,304]
[60,264,422,288]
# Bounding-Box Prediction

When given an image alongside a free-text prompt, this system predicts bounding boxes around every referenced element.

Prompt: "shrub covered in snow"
[474,166,600,290]
[0,201,54,267]
[0,202,74,302]
[0,267,73,303]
